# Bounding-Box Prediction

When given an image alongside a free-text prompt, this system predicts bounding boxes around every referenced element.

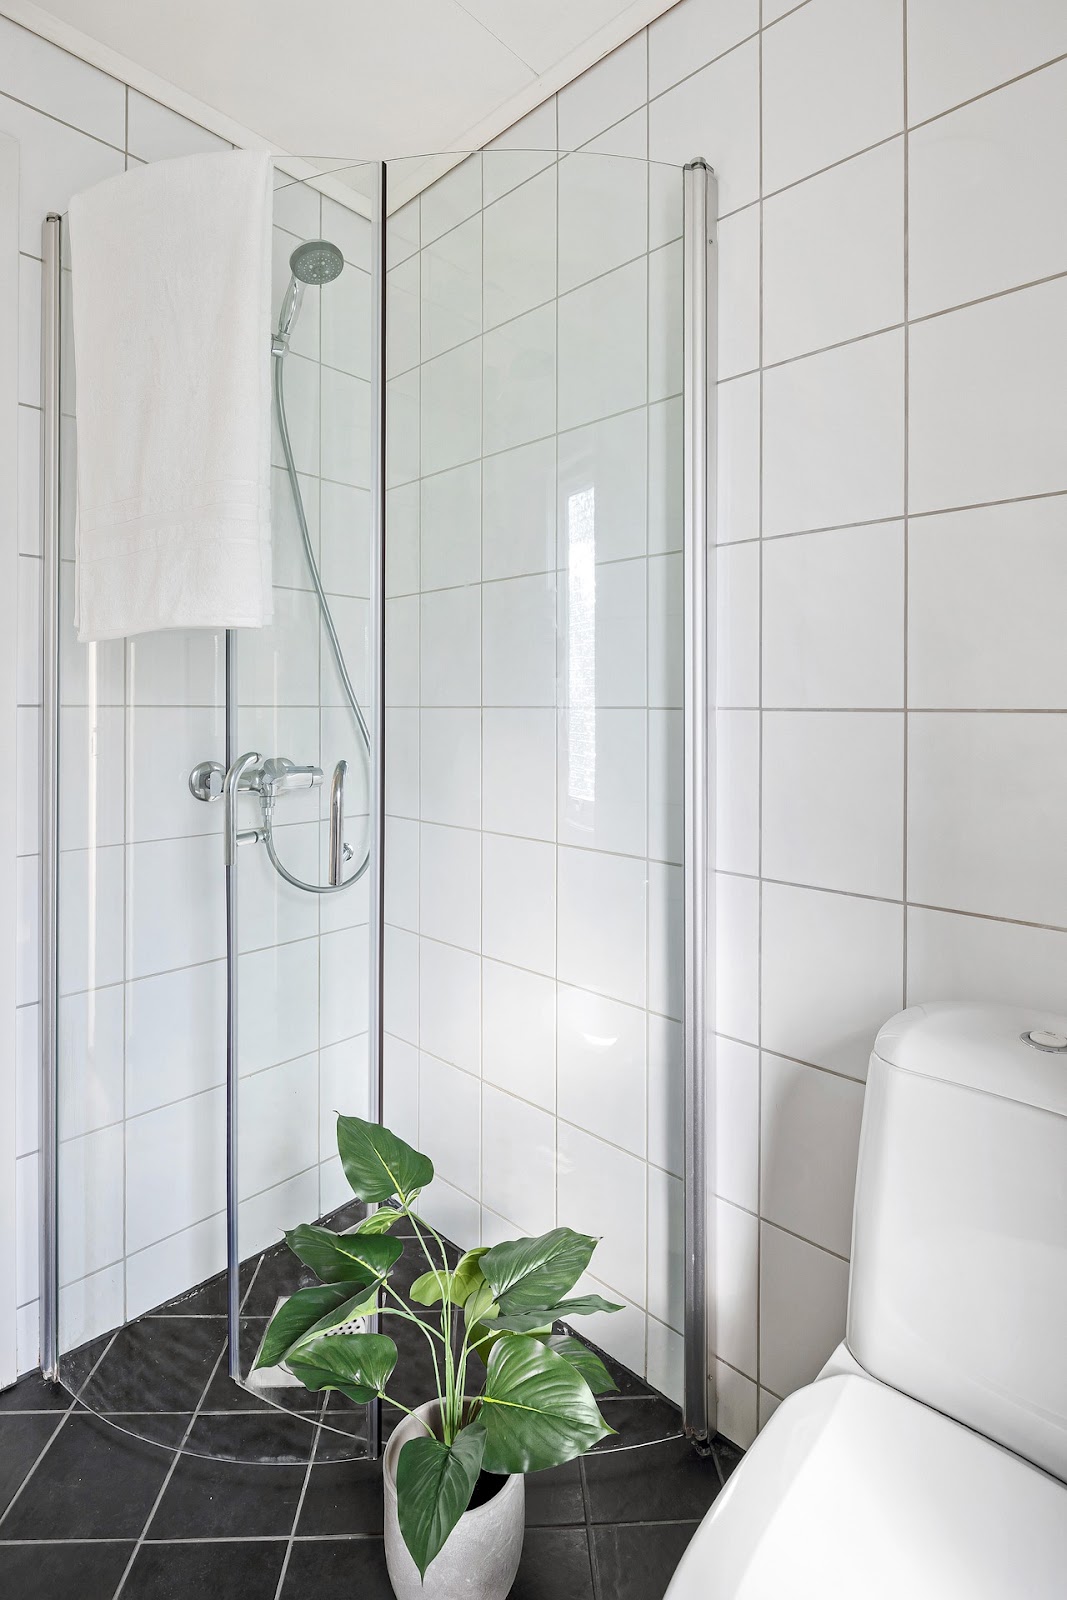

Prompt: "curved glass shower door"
[50,144,696,1465]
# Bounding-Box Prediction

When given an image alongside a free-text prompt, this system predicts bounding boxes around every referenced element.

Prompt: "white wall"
[384,0,1067,1449]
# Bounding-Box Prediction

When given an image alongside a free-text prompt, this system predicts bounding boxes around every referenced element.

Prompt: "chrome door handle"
[329,759,348,886]
[223,751,261,867]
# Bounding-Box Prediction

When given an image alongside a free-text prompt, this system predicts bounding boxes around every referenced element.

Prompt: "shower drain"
[245,1297,369,1391]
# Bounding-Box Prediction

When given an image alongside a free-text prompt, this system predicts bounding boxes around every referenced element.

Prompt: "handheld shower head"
[274,238,344,352]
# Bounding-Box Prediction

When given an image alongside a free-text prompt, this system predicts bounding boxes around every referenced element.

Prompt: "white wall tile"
[482,959,556,1112]
[240,1055,320,1202]
[762,711,904,898]
[483,167,556,331]
[906,905,1067,1015]
[387,708,420,817]
[561,556,647,711]
[126,961,225,1117]
[647,1318,683,1406]
[557,260,646,432]
[908,499,1067,710]
[558,846,646,1005]
[649,707,682,866]
[908,712,1067,927]
[125,1213,225,1322]
[384,927,419,1046]
[419,937,481,1075]
[715,873,759,1045]
[59,843,124,996]
[419,822,481,951]
[384,1034,420,1149]
[763,522,905,709]
[648,1013,683,1177]
[126,92,228,160]
[760,1053,864,1256]
[420,585,480,706]
[0,16,125,145]
[649,0,758,98]
[385,816,419,932]
[418,1052,480,1198]
[17,405,40,556]
[16,855,40,1009]
[649,240,683,405]
[649,38,760,215]
[483,303,555,454]
[717,205,760,380]
[763,330,904,536]
[0,94,124,253]
[762,882,903,1077]
[557,707,646,857]
[481,1085,556,1236]
[558,1122,646,1306]
[421,215,481,361]
[420,708,480,829]
[126,1089,224,1254]
[716,541,759,707]
[420,154,482,246]
[386,595,420,707]
[15,1005,39,1159]
[57,984,124,1142]
[127,834,222,979]
[421,463,480,591]
[909,63,1067,320]
[58,1124,125,1286]
[648,397,682,556]
[482,708,556,841]
[759,1222,849,1396]
[322,261,371,380]
[716,710,759,877]
[909,278,1067,514]
[483,437,556,580]
[483,574,557,706]
[557,984,647,1158]
[715,1038,759,1212]
[762,0,903,194]
[711,1198,758,1376]
[648,553,682,710]
[716,371,760,545]
[559,33,647,149]
[647,858,684,1021]
[763,139,904,364]
[419,1179,481,1253]
[907,0,1067,125]
[239,936,319,1068]
[715,1359,759,1449]
[482,832,556,976]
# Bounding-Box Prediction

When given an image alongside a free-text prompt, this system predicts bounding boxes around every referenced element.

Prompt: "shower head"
[289,239,344,285]
[274,238,344,352]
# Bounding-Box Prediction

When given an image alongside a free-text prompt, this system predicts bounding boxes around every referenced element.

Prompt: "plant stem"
[377,1391,435,1438]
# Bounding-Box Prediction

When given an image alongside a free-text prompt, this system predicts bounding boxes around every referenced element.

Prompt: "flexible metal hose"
[267,351,371,894]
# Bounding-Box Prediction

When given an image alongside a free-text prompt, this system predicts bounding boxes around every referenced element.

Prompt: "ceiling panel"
[455,0,639,75]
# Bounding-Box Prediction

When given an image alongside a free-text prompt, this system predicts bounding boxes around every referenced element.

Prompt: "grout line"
[902,0,911,1008]
[753,0,765,1411]
[906,48,1067,134]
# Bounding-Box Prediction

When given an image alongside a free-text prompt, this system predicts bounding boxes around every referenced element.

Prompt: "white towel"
[68,150,274,642]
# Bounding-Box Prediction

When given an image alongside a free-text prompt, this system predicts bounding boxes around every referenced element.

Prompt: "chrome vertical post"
[39,215,62,1384]
[682,161,716,1446]
[224,634,240,1376]
[366,160,388,1460]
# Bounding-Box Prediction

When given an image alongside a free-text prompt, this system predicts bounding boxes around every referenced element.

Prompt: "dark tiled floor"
[0,1215,742,1598]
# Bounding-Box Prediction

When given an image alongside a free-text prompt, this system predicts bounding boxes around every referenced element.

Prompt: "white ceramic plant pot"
[383,1400,525,1600]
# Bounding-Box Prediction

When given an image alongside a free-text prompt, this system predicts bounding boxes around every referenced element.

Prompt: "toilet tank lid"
[874,1003,1067,1118]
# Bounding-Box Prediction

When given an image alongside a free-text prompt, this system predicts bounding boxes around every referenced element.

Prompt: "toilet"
[667,1002,1067,1598]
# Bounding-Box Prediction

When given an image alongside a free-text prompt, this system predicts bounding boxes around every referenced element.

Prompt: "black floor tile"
[241,1247,319,1317]
[72,1405,192,1450]
[0,1539,134,1599]
[557,1328,659,1399]
[170,1409,318,1467]
[199,1321,323,1415]
[283,1536,392,1598]
[0,1373,70,1414]
[297,1457,384,1535]
[148,1424,308,1538]
[594,1394,684,1451]
[713,1434,744,1482]
[124,1538,287,1599]
[0,1412,174,1540]
[78,1317,225,1415]
[592,1520,701,1600]
[0,1415,63,1517]
[582,1436,721,1525]
[53,1332,115,1398]
[512,1525,595,1598]
[524,1458,585,1527]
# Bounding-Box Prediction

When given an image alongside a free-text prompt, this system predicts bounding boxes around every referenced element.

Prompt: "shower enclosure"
[37,150,715,1465]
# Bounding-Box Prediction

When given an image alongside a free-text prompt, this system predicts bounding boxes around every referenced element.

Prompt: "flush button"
[1025,1028,1067,1052]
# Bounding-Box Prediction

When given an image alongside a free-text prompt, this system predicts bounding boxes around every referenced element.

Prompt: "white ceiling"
[10,0,677,159]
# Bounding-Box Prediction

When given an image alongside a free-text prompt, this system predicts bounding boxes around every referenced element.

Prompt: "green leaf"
[284,1223,402,1285]
[396,1422,486,1578]
[289,1286,380,1354]
[480,1334,614,1473]
[489,1294,623,1333]
[410,1248,489,1308]
[336,1115,433,1204]
[286,1330,398,1405]
[481,1228,597,1312]
[463,1275,498,1327]
[255,1281,372,1370]
[541,1335,618,1396]
[351,1206,401,1234]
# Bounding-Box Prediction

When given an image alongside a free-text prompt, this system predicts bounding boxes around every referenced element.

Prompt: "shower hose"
[263,350,371,896]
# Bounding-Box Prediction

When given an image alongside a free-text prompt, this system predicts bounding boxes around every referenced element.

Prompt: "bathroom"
[0,0,1064,1595]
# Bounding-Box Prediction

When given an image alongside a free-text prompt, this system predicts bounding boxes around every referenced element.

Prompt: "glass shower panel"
[231,166,379,1458]
[381,149,688,1404]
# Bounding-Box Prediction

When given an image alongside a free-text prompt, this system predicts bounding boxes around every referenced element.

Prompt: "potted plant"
[255,1114,622,1597]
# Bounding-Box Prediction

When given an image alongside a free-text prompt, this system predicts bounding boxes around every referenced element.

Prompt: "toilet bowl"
[667,1003,1067,1598]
